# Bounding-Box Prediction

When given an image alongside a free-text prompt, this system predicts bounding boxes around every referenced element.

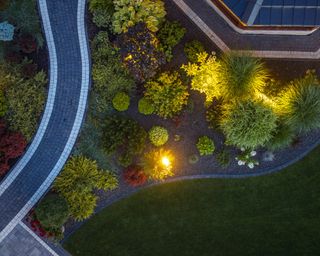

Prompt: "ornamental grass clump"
[267,121,295,151]
[196,136,215,156]
[218,52,269,100]
[276,72,320,134]
[112,92,130,111]
[220,100,277,149]
[149,126,169,146]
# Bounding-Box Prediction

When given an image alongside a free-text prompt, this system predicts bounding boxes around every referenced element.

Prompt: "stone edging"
[0,0,90,242]
[172,0,320,59]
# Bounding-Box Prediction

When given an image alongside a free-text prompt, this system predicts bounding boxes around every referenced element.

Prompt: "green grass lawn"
[64,146,320,256]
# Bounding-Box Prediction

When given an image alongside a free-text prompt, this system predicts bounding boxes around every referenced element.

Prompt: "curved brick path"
[172,0,320,59]
[0,0,90,244]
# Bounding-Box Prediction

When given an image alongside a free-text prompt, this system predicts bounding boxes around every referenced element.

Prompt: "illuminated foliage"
[276,72,320,133]
[138,97,154,115]
[182,52,221,103]
[142,148,174,180]
[184,40,205,63]
[219,52,269,100]
[112,92,130,111]
[220,100,277,149]
[54,156,118,221]
[112,0,166,34]
[144,71,189,118]
[123,165,147,187]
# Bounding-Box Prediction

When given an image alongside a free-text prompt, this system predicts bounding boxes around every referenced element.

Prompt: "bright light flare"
[161,156,170,167]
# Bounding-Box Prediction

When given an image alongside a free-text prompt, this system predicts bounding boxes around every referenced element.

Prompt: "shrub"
[35,194,69,230]
[219,52,269,100]
[206,98,223,130]
[54,156,118,221]
[267,122,295,151]
[149,126,169,146]
[18,34,37,53]
[112,92,130,111]
[216,150,230,168]
[138,97,154,115]
[0,120,27,175]
[123,165,147,187]
[236,148,259,169]
[117,23,165,83]
[182,52,221,103]
[103,115,147,167]
[144,72,189,118]
[184,40,205,63]
[158,21,186,61]
[1,0,43,46]
[112,0,166,34]
[91,32,135,108]
[220,100,277,149]
[89,0,114,28]
[0,90,7,117]
[196,136,215,156]
[142,148,174,180]
[276,72,320,134]
[5,71,46,140]
[188,154,199,164]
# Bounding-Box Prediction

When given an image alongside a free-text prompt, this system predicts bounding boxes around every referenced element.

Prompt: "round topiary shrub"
[149,126,169,146]
[35,193,69,230]
[112,92,130,111]
[196,136,215,156]
[138,97,154,115]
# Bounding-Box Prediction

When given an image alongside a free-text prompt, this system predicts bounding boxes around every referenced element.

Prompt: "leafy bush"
[1,0,43,46]
[117,23,165,83]
[123,165,147,187]
[0,120,27,175]
[91,32,135,108]
[158,21,186,61]
[220,100,277,149]
[276,72,320,134]
[0,90,7,116]
[182,52,221,103]
[144,71,189,118]
[35,194,69,230]
[266,120,295,151]
[138,97,154,115]
[196,136,215,156]
[89,0,114,28]
[112,92,130,111]
[184,40,205,63]
[112,0,166,34]
[103,115,147,167]
[206,98,223,130]
[54,156,118,221]
[149,126,169,146]
[216,150,230,168]
[188,154,199,164]
[5,71,46,140]
[219,52,269,100]
[142,148,174,180]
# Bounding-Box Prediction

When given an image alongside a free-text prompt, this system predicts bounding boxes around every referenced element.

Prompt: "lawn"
[64,146,320,256]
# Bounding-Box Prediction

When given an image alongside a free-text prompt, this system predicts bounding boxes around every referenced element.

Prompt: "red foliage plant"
[18,34,37,54]
[22,62,38,78]
[5,51,23,64]
[123,165,148,187]
[0,120,27,176]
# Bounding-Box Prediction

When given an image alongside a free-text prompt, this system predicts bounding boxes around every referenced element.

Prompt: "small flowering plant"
[235,148,259,169]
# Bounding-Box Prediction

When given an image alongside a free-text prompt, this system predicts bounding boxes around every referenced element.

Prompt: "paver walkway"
[172,0,320,59]
[0,0,90,249]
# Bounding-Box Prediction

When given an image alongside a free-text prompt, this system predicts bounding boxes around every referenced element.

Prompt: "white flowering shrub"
[235,148,259,169]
